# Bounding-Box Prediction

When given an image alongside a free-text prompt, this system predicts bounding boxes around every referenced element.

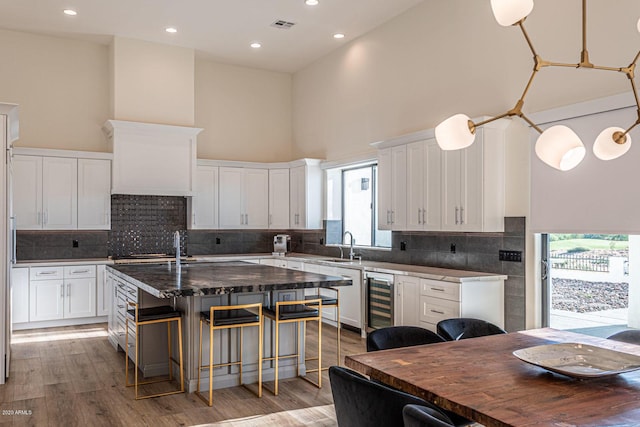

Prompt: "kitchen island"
[106,261,352,392]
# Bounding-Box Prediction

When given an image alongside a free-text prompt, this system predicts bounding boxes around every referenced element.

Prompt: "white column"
[628,236,640,328]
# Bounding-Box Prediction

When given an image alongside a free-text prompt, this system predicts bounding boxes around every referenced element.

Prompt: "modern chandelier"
[435,0,640,171]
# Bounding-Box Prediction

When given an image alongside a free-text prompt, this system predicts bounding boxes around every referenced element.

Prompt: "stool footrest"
[201,308,259,326]
[127,306,181,322]
[263,305,319,320]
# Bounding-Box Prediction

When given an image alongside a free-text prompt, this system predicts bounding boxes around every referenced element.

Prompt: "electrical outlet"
[320,237,324,245]
[216,237,221,244]
[283,294,291,301]
[499,250,522,262]
[72,240,79,248]
[400,241,407,251]
[450,243,456,254]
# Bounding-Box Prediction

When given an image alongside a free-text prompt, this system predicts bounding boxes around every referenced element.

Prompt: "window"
[327,163,391,248]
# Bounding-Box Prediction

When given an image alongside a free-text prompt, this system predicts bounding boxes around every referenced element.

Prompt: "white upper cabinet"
[376,120,506,233]
[77,159,111,230]
[13,155,43,230]
[42,157,77,229]
[378,146,406,230]
[219,167,268,229]
[190,164,219,229]
[290,160,322,229]
[269,168,290,229]
[407,139,441,231]
[13,150,113,231]
[441,127,505,232]
[14,155,77,230]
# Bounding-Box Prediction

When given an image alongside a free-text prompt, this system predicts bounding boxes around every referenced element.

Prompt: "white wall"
[195,57,292,162]
[0,29,109,152]
[111,37,195,126]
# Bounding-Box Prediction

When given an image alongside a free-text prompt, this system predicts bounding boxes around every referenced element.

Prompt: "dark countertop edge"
[106,264,352,299]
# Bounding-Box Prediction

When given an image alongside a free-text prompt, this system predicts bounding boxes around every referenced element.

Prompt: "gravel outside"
[552,278,629,313]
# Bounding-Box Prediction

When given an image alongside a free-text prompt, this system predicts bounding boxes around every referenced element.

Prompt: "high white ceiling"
[0,0,424,73]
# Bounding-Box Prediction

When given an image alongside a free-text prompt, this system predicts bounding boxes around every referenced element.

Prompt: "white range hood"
[103,120,202,196]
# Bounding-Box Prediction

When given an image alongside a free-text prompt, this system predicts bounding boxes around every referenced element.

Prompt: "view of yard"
[549,234,629,328]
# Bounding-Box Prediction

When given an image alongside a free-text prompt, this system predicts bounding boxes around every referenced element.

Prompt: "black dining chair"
[437,318,507,341]
[366,326,445,352]
[607,329,640,345]
[403,404,455,427]
[329,366,471,427]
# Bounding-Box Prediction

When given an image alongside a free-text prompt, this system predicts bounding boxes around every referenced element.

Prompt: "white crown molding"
[102,120,203,138]
[197,157,322,169]
[12,147,112,160]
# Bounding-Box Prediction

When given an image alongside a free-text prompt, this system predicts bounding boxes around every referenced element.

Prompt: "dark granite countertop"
[106,261,352,298]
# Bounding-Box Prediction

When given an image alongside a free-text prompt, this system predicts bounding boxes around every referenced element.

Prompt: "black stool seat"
[127,306,181,322]
[201,308,259,326]
[305,294,338,306]
[264,304,319,320]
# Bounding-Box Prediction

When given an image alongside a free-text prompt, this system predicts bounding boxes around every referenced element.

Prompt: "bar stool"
[125,302,184,399]
[196,302,263,406]
[263,297,322,395]
[304,287,340,369]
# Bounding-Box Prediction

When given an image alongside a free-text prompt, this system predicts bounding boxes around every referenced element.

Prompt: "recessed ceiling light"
[305,0,319,5]
[251,42,262,49]
[63,9,77,16]
[165,27,178,33]
[333,33,345,39]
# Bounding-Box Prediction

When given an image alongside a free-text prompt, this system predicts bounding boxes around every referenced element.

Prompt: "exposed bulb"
[435,114,476,150]
[490,0,534,26]
[593,127,632,160]
[535,125,585,171]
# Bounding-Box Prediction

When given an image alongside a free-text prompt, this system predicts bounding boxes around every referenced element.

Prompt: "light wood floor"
[1,322,365,426]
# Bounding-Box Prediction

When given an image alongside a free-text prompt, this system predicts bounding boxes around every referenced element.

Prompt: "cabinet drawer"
[286,260,304,270]
[420,279,460,302]
[30,267,64,281]
[64,265,96,279]
[420,296,460,325]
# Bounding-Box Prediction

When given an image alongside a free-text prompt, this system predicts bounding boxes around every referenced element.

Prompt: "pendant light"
[435,0,640,171]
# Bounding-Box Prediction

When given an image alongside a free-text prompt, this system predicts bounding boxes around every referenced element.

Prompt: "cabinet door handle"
[391,210,395,224]
[60,285,64,298]
[417,208,422,224]
[460,206,464,225]
[430,287,445,292]
[38,271,58,276]
[67,283,70,297]
[44,211,48,225]
[422,209,426,224]
[240,213,244,225]
[193,212,196,226]
[71,269,90,274]
[455,207,459,225]
[430,309,445,315]
[246,214,249,225]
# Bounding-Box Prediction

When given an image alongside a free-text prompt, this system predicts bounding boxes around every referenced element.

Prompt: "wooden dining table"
[345,328,640,427]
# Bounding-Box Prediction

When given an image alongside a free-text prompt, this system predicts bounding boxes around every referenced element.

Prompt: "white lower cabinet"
[416,277,504,333]
[11,267,29,324]
[394,275,420,327]
[16,263,107,328]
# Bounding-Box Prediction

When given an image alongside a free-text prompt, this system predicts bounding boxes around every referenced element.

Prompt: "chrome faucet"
[174,231,181,270]
[343,231,355,261]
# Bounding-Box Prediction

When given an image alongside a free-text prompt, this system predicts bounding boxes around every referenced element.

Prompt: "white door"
[193,165,218,229]
[96,265,109,316]
[335,267,362,329]
[423,139,442,230]
[243,168,269,228]
[77,158,111,230]
[395,275,420,327]
[442,150,462,231]
[406,141,424,230]
[10,268,29,324]
[268,169,289,229]
[218,167,244,228]
[29,280,64,321]
[390,146,407,230]
[289,166,305,229]
[65,278,96,319]
[42,157,77,229]
[377,148,392,230]
[13,155,42,230]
